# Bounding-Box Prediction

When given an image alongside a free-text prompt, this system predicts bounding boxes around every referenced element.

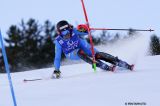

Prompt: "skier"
[53,20,134,78]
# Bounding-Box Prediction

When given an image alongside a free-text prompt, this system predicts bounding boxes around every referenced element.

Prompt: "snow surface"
[0,35,160,106]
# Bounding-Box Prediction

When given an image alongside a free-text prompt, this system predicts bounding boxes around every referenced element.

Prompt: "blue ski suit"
[54,28,98,70]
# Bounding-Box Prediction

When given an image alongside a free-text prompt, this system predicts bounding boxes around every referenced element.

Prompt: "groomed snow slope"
[0,55,160,106]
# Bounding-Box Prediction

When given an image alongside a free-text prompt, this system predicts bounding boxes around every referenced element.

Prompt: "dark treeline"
[150,35,160,55]
[0,19,56,72]
[0,18,159,72]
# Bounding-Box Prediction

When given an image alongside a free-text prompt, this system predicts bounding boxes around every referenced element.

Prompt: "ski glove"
[77,24,88,33]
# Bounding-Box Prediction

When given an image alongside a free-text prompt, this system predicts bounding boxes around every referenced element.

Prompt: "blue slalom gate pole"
[0,30,17,106]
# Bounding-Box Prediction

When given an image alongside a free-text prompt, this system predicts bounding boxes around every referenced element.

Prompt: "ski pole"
[90,28,154,32]
[81,0,96,72]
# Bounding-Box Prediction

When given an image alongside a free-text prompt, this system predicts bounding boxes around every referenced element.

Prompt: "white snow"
[0,34,160,106]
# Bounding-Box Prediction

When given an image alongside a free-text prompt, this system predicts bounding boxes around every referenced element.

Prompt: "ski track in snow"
[1,34,160,106]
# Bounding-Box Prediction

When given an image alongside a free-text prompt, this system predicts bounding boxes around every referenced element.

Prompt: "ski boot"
[128,64,135,71]
[109,65,116,72]
[52,70,61,79]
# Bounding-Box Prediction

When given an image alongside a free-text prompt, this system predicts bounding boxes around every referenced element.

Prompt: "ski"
[23,78,43,82]
[23,77,54,82]
[113,64,135,72]
[23,75,61,82]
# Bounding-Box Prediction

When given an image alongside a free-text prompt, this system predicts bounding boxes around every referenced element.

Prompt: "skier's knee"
[95,52,101,59]
[78,50,85,56]
[95,52,110,59]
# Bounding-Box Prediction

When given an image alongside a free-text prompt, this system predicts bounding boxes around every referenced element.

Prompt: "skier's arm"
[73,28,88,37]
[54,40,62,70]
[75,29,88,35]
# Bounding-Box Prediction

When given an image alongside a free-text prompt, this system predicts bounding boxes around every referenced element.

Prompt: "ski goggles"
[59,24,70,32]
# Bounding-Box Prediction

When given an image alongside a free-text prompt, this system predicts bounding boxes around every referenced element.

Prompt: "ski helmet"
[56,20,70,33]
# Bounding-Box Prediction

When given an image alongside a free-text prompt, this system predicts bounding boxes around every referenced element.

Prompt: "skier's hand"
[77,24,88,33]
[52,70,61,79]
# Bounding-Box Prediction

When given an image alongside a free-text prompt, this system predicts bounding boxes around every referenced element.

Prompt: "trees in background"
[150,35,160,55]
[1,19,55,72]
